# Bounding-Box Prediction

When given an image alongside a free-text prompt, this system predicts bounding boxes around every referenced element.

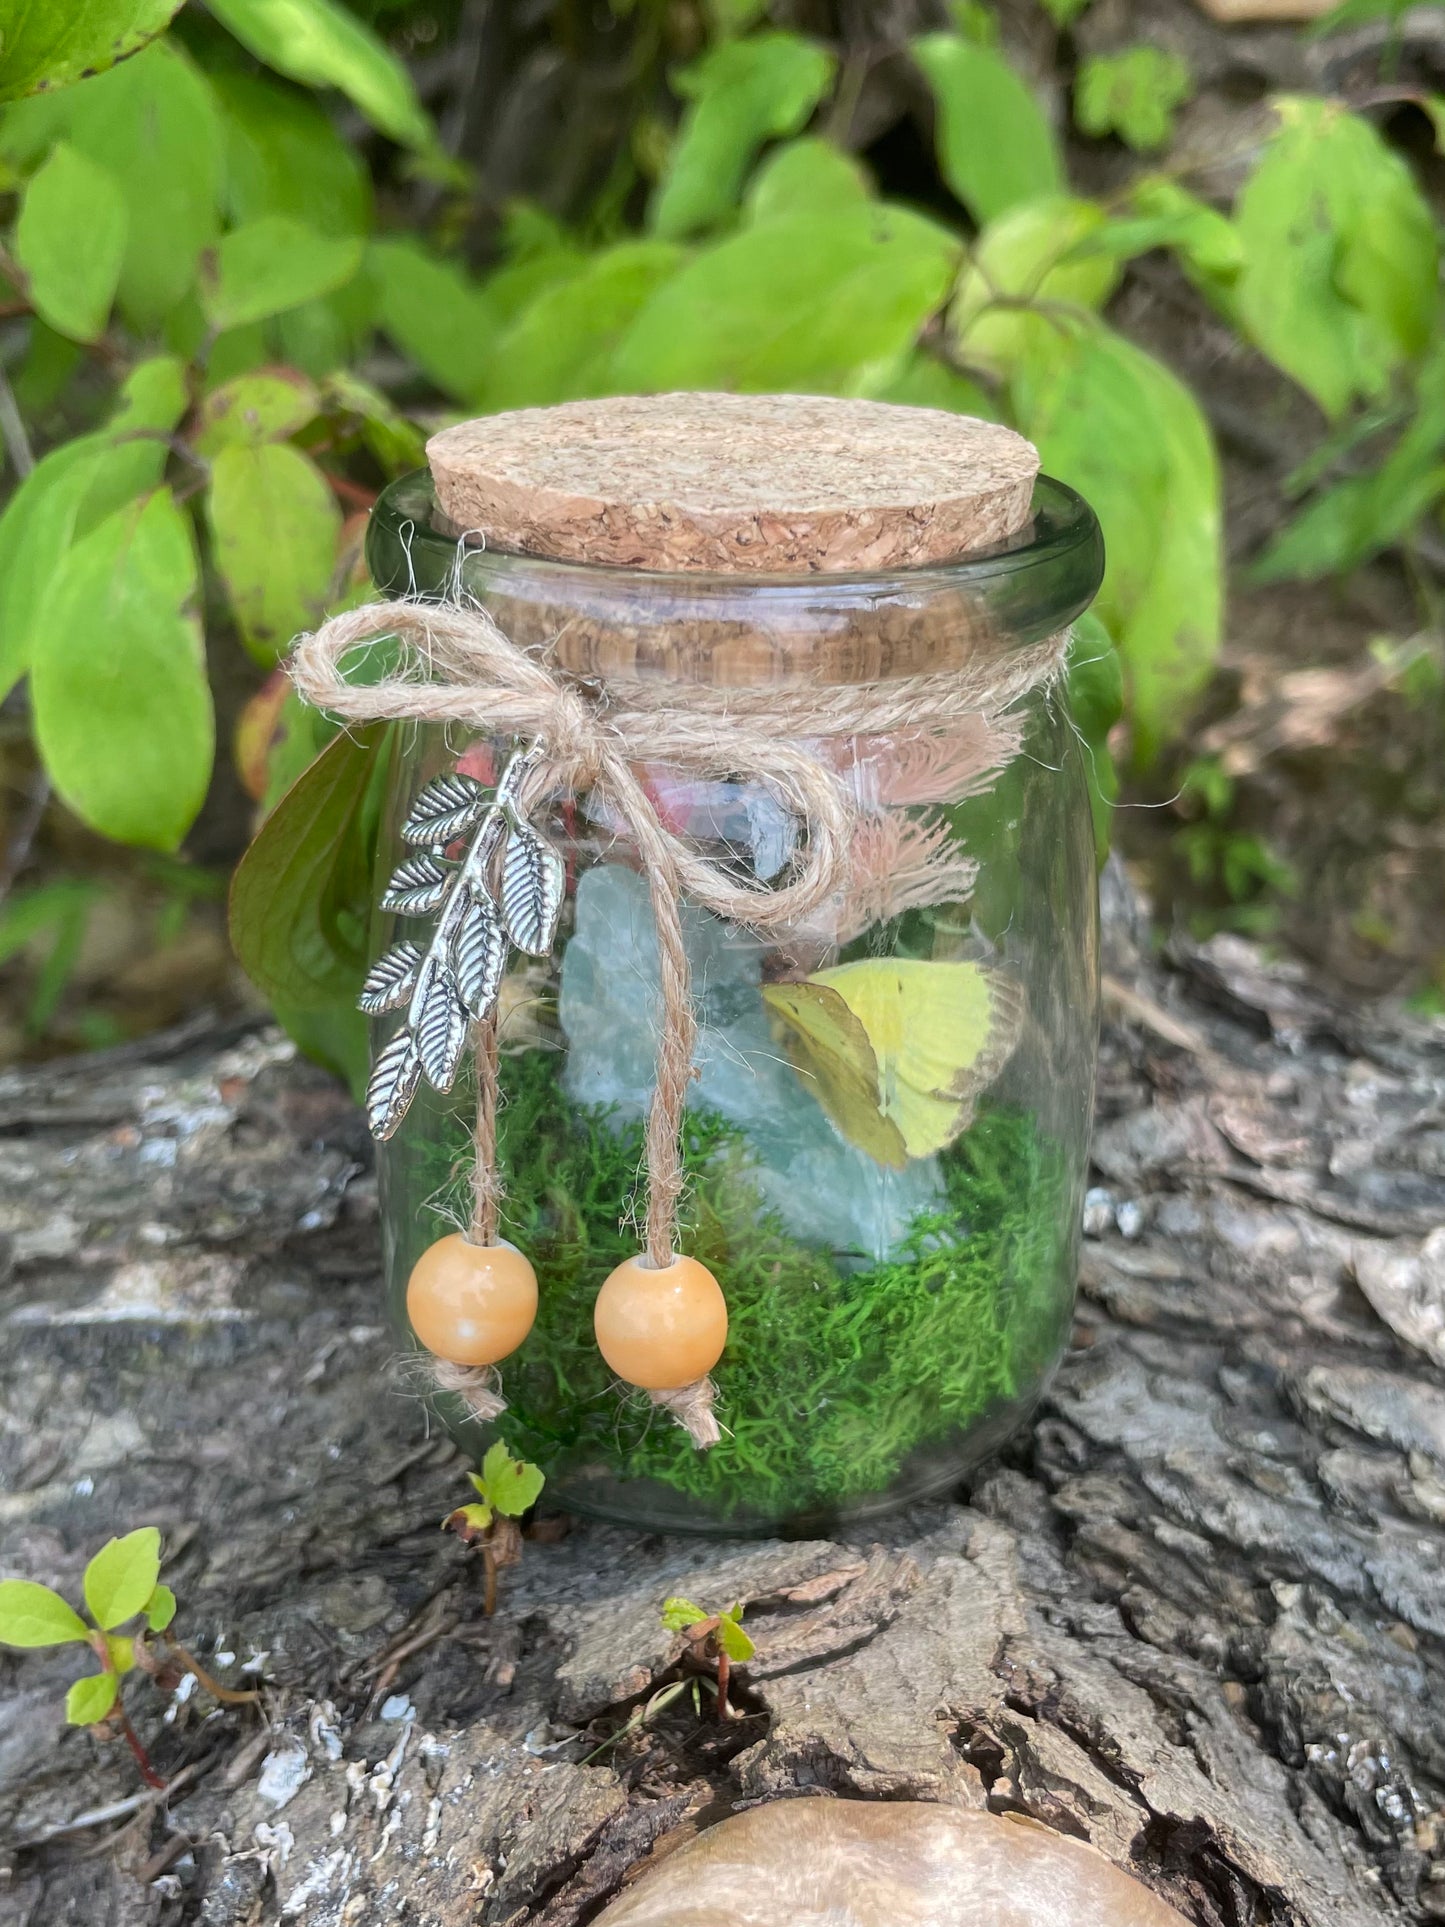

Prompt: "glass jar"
[365,467,1103,1534]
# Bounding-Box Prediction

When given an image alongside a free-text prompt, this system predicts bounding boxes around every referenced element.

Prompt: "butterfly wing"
[760,980,909,1169]
[811,959,1024,1159]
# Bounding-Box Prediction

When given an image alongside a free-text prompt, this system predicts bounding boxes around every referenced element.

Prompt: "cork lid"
[426,393,1039,575]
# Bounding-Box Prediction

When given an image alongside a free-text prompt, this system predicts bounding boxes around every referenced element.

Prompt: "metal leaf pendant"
[358,940,423,1015]
[500,822,565,955]
[366,1030,422,1140]
[455,900,507,1018]
[359,739,564,1140]
[403,772,488,846]
[381,854,450,915]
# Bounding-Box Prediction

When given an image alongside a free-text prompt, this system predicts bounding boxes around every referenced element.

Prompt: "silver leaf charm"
[360,738,564,1141]
[403,772,488,847]
[358,941,423,1015]
[499,822,564,956]
[366,1030,422,1140]
[453,900,507,1019]
[381,853,450,915]
[412,954,469,1091]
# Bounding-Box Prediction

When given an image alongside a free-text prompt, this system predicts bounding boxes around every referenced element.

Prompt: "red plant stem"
[116,1702,166,1790]
[482,1544,498,1618]
[93,1632,166,1789]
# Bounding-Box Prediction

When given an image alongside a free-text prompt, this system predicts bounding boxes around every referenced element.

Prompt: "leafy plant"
[0,2,1441,1055]
[1075,46,1193,153]
[442,1440,546,1615]
[660,1595,755,1720]
[0,1527,258,1787]
[1175,757,1300,935]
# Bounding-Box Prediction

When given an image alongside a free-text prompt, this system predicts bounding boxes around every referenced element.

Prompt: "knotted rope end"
[431,1360,508,1424]
[651,1377,721,1450]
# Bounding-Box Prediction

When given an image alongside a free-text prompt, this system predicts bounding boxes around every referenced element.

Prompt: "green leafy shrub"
[0,1,1439,1051]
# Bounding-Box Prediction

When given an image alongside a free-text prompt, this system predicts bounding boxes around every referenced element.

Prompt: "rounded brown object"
[426,393,1039,574]
[406,1235,537,1367]
[594,1254,728,1390]
[594,1799,1191,1927]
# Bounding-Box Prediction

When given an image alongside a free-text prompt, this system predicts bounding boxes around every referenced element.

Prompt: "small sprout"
[443,1441,546,1616]
[0,1528,260,1790]
[659,1595,755,1720]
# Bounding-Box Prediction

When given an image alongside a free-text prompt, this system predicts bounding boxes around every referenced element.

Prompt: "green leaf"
[451,1500,493,1532]
[953,196,1119,375]
[31,491,215,849]
[1064,614,1123,863]
[59,40,224,328]
[714,1608,755,1663]
[1120,178,1243,300]
[204,0,436,152]
[194,370,321,455]
[200,217,362,333]
[369,239,498,404]
[1074,46,1192,153]
[274,279,376,381]
[482,242,686,411]
[207,442,342,661]
[106,1633,136,1673]
[145,1584,177,1632]
[744,137,871,222]
[913,33,1063,224]
[1039,0,1093,20]
[66,1671,119,1725]
[651,31,836,240]
[0,355,187,703]
[1232,96,1438,418]
[83,1528,162,1630]
[269,992,370,1098]
[15,142,128,342]
[214,68,370,234]
[319,371,426,476]
[660,1596,710,1632]
[89,353,190,509]
[0,1579,90,1646]
[860,348,996,418]
[478,1442,545,1518]
[229,722,389,1008]
[1011,318,1221,763]
[0,0,183,101]
[0,878,100,1035]
[612,202,959,393]
[1252,360,1445,581]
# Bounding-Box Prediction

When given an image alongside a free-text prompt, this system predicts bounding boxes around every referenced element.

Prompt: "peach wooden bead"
[593,1254,728,1390]
[406,1235,537,1367]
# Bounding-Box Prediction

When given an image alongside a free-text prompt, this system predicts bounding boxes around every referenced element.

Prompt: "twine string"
[291,593,1070,1446]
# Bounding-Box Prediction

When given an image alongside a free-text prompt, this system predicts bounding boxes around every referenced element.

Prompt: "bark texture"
[2,869,1444,1925]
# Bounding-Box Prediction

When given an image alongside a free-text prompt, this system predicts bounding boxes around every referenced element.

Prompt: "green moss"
[412,1049,1071,1522]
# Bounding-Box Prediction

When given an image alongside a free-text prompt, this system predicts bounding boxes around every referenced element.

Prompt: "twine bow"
[291,588,1069,1445]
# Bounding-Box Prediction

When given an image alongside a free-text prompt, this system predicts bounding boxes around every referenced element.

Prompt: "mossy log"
[2,867,1444,1925]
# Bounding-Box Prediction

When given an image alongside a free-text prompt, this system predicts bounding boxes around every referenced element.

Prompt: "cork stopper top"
[426,393,1039,575]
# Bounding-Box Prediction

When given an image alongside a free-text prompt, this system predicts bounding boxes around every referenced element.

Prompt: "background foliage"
[1,0,1443,1072]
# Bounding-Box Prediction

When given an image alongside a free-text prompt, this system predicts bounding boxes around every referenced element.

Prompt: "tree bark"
[2,870,1443,1925]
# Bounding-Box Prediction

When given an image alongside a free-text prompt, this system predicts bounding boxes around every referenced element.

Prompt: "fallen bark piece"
[594,1799,1190,1927]
[1354,1228,1445,1370]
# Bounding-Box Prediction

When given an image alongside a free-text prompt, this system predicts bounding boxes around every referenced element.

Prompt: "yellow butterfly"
[761,958,1024,1169]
